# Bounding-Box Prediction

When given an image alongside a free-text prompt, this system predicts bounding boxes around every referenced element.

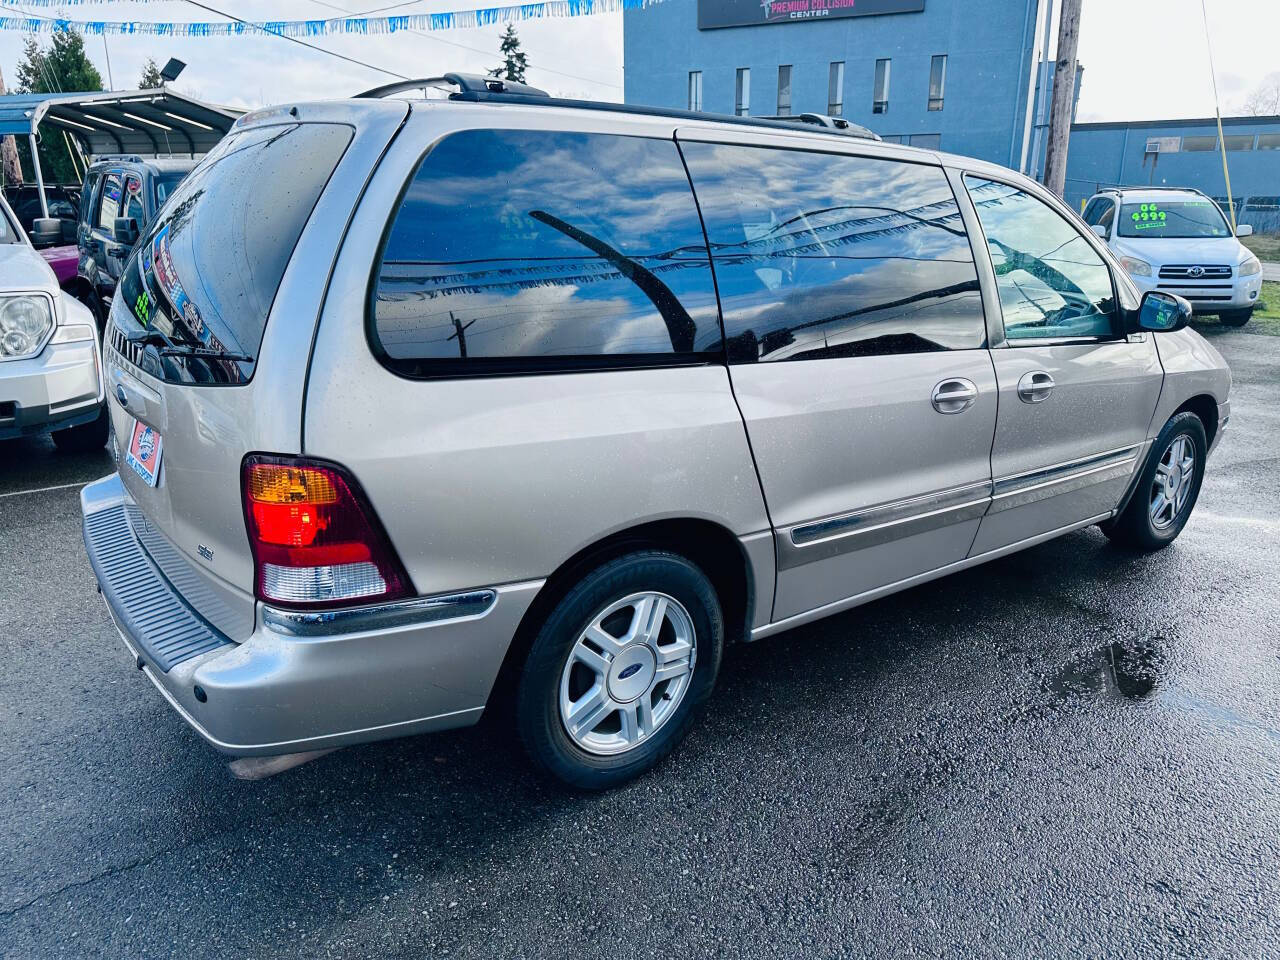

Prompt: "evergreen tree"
[139,58,165,89]
[489,25,528,83]
[15,31,104,186]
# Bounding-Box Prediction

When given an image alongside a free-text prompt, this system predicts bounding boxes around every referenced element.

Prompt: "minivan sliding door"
[680,135,998,623]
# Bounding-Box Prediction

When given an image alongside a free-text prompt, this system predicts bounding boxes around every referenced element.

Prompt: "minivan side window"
[965,176,1117,341]
[370,130,721,378]
[680,142,985,362]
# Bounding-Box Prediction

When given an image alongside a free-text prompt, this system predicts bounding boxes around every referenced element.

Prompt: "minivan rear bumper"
[81,472,542,756]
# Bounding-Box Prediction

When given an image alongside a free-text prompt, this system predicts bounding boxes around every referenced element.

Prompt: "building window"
[1182,135,1218,152]
[1223,134,1254,151]
[909,133,942,149]
[1245,196,1280,213]
[735,67,750,116]
[688,71,703,112]
[1258,134,1280,150]
[928,55,947,111]
[873,59,890,114]
[1145,136,1181,154]
[777,65,792,116]
[828,61,845,116]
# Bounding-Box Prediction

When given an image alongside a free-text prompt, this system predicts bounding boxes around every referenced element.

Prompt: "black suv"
[75,156,196,324]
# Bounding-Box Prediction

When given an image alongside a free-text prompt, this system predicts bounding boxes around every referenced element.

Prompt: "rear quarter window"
[369,129,721,378]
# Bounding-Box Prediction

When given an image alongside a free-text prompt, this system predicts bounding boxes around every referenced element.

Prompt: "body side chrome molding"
[753,511,1114,641]
[988,443,1142,513]
[780,480,991,572]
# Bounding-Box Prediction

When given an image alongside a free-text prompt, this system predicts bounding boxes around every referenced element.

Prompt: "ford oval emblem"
[618,663,643,680]
[115,384,129,407]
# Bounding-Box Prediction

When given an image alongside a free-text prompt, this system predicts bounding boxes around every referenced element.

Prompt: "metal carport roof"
[0,87,238,157]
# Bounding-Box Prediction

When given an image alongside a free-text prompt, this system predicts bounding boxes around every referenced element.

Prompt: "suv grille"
[1158,264,1232,280]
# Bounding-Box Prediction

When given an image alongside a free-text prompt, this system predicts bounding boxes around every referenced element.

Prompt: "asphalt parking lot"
[2,323,1278,960]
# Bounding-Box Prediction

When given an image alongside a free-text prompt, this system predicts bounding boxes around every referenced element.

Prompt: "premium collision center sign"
[698,0,924,29]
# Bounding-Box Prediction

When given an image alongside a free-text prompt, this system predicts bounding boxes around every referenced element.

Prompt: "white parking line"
[0,480,88,500]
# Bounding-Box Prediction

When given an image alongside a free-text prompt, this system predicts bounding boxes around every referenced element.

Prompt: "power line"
[179,0,408,80]
[305,0,623,90]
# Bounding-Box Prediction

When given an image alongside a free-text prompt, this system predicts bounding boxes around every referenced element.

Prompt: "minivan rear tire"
[516,550,723,790]
[1102,412,1207,552]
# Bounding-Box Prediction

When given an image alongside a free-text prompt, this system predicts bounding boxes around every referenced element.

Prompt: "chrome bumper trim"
[261,590,498,638]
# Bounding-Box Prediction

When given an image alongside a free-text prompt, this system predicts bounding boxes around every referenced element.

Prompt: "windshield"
[116,122,353,384]
[1117,199,1231,239]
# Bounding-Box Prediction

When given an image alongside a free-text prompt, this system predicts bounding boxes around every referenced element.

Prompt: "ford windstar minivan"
[82,75,1230,789]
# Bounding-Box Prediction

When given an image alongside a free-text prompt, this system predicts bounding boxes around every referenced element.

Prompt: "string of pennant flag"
[0,0,659,36]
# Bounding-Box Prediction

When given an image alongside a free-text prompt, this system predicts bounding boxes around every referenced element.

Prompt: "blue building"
[1065,116,1280,231]
[623,0,1045,170]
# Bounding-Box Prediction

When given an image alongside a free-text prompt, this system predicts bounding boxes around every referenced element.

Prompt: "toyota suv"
[81,76,1231,789]
[1081,187,1262,327]
[0,192,107,451]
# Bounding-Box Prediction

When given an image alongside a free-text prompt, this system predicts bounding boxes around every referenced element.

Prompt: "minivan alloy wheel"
[559,591,696,756]
[1150,435,1196,529]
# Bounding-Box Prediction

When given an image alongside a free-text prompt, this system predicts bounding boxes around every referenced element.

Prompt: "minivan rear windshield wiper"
[158,345,255,363]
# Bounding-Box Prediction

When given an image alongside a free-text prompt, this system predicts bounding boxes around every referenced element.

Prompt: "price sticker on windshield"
[124,419,164,488]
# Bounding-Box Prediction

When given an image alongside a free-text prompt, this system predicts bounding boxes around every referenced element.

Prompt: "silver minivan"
[81,75,1231,789]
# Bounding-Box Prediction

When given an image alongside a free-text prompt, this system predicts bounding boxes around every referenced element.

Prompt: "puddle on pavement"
[1044,637,1166,703]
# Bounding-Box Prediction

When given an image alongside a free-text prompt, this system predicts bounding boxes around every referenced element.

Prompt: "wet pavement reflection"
[1045,636,1166,702]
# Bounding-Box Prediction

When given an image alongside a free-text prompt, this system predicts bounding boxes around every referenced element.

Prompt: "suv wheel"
[51,403,110,453]
[1220,308,1252,327]
[516,550,723,789]
[1103,412,1207,551]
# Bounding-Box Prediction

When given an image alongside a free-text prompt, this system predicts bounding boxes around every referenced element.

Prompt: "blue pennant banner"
[0,0,659,36]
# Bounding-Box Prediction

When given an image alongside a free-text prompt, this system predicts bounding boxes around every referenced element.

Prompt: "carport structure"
[0,87,237,217]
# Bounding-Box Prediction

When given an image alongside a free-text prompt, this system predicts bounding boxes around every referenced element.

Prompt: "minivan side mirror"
[113,217,139,247]
[1090,223,1109,239]
[1236,223,1254,238]
[1133,291,1193,333]
[30,217,62,249]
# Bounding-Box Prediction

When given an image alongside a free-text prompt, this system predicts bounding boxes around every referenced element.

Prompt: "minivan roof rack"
[369,76,895,145]
[356,73,550,100]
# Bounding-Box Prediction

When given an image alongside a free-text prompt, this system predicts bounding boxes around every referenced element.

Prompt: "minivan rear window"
[369,129,721,378]
[118,122,353,384]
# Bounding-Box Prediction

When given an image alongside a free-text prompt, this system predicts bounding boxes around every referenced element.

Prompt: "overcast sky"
[0,0,1274,121]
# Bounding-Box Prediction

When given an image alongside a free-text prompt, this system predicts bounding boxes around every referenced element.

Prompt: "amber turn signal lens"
[246,464,339,505]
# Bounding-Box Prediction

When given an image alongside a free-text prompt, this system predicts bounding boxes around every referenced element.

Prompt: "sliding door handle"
[931,378,978,414]
[1018,371,1055,403]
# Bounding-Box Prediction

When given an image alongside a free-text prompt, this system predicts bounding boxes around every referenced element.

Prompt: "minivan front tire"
[516,550,724,789]
[1103,412,1207,551]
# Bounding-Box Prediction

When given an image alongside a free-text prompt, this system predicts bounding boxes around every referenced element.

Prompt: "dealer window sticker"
[1131,202,1169,231]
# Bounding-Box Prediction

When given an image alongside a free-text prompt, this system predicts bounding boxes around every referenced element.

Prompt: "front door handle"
[1018,370,1055,403]
[931,377,978,414]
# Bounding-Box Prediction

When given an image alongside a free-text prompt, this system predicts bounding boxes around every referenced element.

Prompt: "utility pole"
[446,311,475,359]
[1041,0,1082,197]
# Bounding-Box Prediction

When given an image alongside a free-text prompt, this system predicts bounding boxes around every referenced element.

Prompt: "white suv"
[1081,188,1262,327]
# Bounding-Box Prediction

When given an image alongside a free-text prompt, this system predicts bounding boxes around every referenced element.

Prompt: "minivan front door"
[962,175,1163,555]
[680,135,998,623]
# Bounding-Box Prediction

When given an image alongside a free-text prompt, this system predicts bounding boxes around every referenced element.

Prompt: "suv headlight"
[1120,255,1153,278]
[0,295,55,360]
[1239,254,1261,277]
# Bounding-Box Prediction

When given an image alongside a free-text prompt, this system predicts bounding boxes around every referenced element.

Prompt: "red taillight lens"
[242,455,412,608]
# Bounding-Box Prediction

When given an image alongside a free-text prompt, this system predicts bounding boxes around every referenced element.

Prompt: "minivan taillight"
[242,454,412,608]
